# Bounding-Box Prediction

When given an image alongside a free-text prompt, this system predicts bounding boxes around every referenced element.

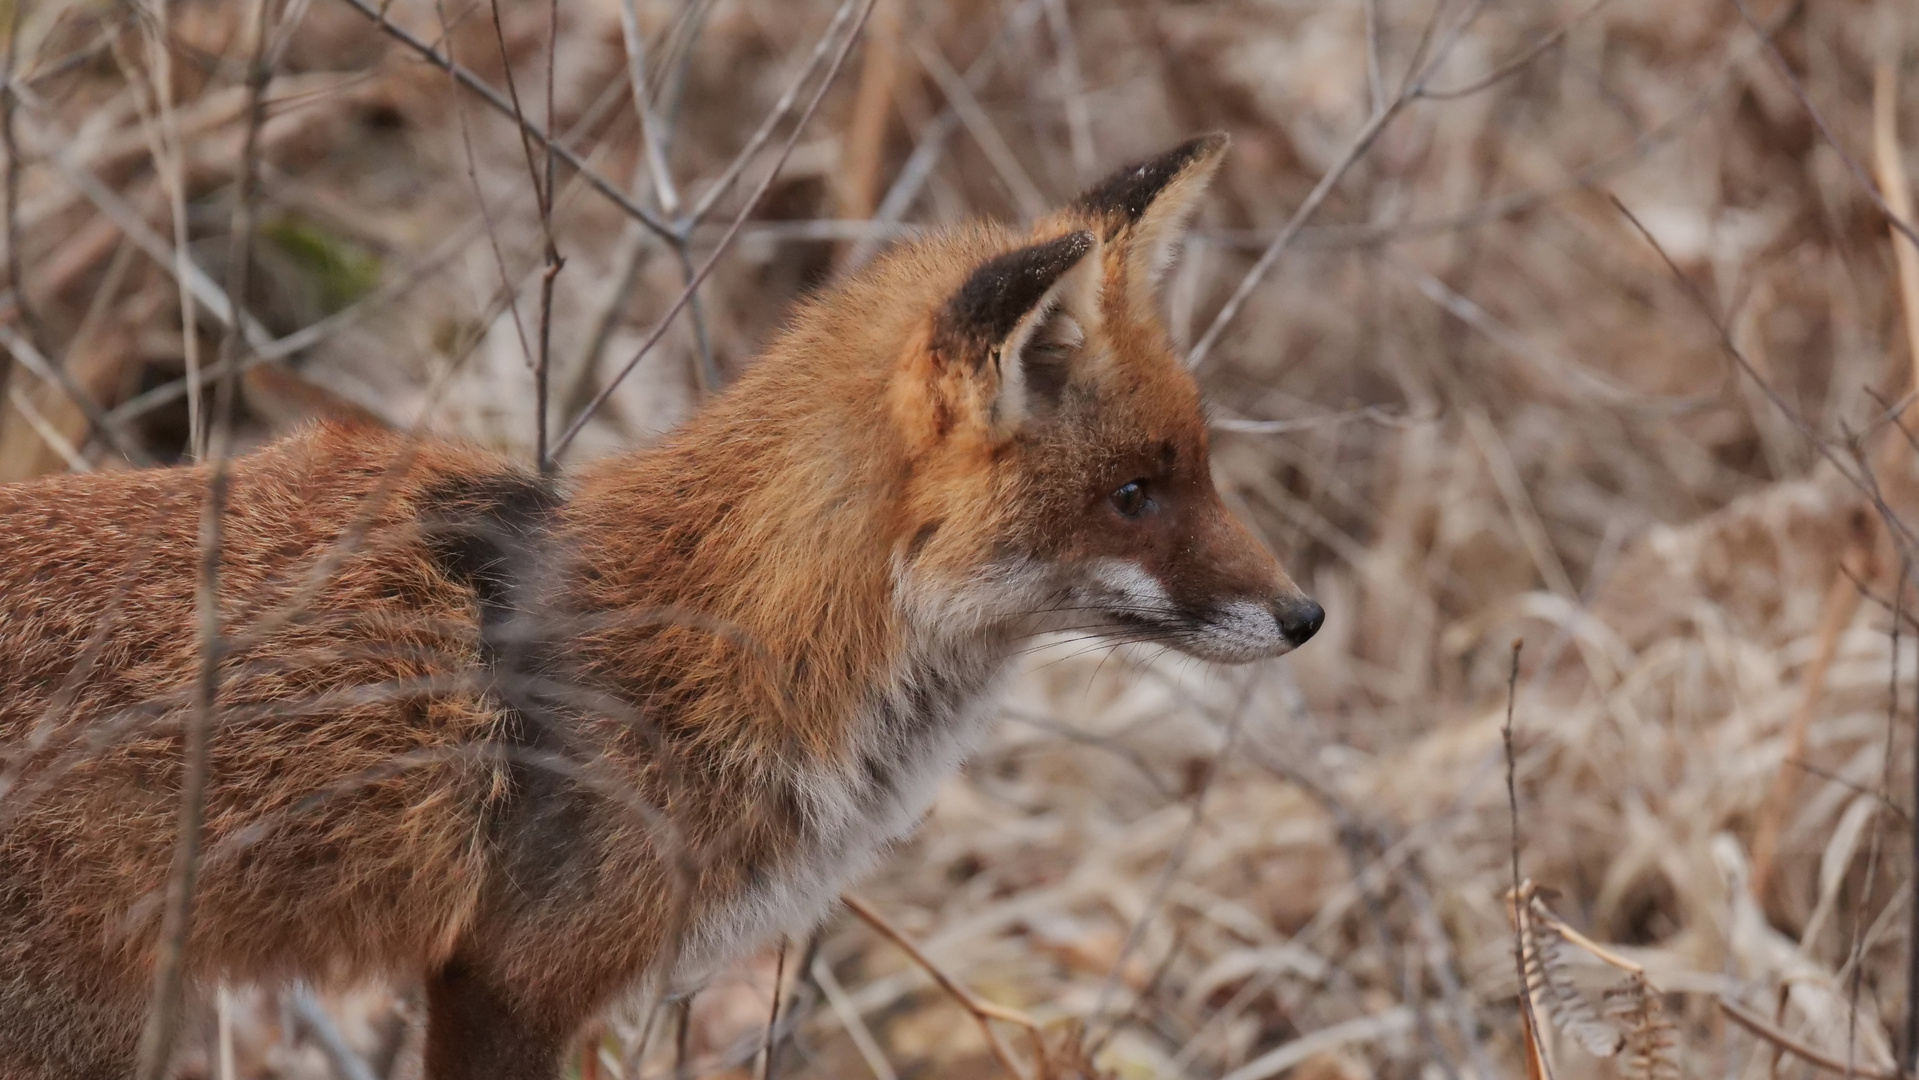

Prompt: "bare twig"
[1502,641,1554,1080]
[12,82,274,348]
[1183,88,1403,370]
[6,382,89,471]
[133,4,272,1069]
[842,892,1040,1080]
[1876,49,1919,428]
[535,0,563,470]
[1,0,46,412]
[845,0,1046,269]
[1876,35,1919,1075]
[1846,558,1907,1071]
[616,0,680,216]
[1728,0,1919,254]
[1088,681,1254,1048]
[838,0,900,225]
[673,994,693,1080]
[1719,998,1903,1080]
[1415,0,1610,101]
[0,320,149,464]
[287,987,382,1080]
[761,939,789,1080]
[1041,0,1095,181]
[550,0,880,461]
[811,955,900,1080]
[911,36,1046,221]
[684,0,864,228]
[330,0,677,241]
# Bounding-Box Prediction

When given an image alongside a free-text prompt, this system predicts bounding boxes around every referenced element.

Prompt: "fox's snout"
[1158,503,1321,663]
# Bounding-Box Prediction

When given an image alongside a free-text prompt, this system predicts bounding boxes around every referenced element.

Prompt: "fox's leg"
[424,957,572,1080]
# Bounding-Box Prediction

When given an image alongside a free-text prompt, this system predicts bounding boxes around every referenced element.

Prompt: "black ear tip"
[1190,131,1231,156]
[1056,229,1096,261]
[1074,134,1231,225]
[938,230,1097,356]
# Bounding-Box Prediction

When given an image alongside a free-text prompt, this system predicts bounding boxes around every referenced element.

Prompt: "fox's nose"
[1272,596,1324,648]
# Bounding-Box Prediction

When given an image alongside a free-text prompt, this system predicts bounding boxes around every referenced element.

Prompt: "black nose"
[1273,597,1324,647]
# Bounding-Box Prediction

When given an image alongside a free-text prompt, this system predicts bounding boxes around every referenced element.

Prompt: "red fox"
[0,134,1320,1079]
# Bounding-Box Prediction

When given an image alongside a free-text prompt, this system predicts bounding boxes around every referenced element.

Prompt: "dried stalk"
[1750,531,1876,899]
[1502,642,1555,1080]
[1719,998,1903,1080]
[132,2,273,1069]
[842,892,1041,1080]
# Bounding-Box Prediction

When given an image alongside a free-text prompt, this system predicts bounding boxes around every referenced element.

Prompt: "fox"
[0,133,1321,1079]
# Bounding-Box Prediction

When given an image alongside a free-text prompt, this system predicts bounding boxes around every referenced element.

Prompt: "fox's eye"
[1111,480,1149,518]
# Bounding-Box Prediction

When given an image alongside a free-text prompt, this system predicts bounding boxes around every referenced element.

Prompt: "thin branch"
[811,955,900,1080]
[550,0,879,461]
[845,0,1047,270]
[0,319,150,464]
[911,35,1046,221]
[134,4,272,1066]
[1415,0,1610,101]
[440,0,534,388]
[672,995,693,1080]
[760,939,788,1080]
[1727,0,1919,253]
[684,0,864,227]
[287,987,381,1080]
[1611,195,1919,568]
[1,0,46,415]
[329,0,677,242]
[1183,91,1404,370]
[1362,0,1386,113]
[617,0,679,215]
[6,382,90,471]
[1041,0,1094,181]
[1503,640,1555,1080]
[1845,558,1907,1072]
[12,82,274,348]
[1718,998,1903,1080]
[534,0,562,471]
[1087,680,1254,1048]
[842,892,1039,1080]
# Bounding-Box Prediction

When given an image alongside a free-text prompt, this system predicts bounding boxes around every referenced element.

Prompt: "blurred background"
[3,0,1918,1076]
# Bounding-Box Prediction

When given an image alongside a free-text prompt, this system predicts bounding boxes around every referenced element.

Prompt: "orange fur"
[0,135,1319,1079]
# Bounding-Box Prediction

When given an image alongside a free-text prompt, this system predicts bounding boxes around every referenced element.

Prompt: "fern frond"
[1523,912,1624,1057]
[1605,974,1680,1080]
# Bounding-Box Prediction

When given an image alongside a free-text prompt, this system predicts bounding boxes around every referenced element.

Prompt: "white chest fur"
[667,613,1008,988]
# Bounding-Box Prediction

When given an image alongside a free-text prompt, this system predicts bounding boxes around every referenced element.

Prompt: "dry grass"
[3,0,1919,1076]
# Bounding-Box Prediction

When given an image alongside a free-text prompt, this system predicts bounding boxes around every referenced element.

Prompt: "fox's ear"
[1071,133,1228,306]
[932,229,1101,437]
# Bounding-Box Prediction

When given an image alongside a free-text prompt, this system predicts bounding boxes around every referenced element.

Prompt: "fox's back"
[0,427,517,1002]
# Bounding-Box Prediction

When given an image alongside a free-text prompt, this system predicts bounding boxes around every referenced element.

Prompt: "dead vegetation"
[3,0,1919,1076]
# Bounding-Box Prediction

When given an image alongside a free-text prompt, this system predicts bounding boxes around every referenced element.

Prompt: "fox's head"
[871,134,1322,663]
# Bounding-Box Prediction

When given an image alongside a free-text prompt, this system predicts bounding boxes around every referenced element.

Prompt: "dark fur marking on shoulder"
[421,474,562,637]
[935,231,1093,363]
[1072,134,1224,233]
[420,474,594,908]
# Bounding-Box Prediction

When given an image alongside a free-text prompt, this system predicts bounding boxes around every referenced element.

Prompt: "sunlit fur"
[0,134,1316,1079]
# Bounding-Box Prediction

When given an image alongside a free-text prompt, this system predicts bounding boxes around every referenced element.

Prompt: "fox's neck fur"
[557,329,1014,984]
[568,353,944,758]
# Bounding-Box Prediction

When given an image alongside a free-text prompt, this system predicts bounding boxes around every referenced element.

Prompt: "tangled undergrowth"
[3,0,1918,1076]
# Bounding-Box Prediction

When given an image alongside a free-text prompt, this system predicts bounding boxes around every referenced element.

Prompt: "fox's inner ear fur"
[933,229,1101,436]
[1071,132,1229,307]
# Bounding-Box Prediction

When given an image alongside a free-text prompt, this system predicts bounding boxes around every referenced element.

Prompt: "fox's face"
[886,135,1322,663]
